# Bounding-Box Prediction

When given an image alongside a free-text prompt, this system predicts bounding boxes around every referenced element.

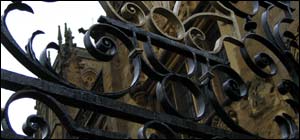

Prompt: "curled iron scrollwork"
[1,2,74,87]
[277,79,299,103]
[2,89,129,139]
[273,18,296,49]
[1,90,54,139]
[183,12,233,30]
[207,64,250,135]
[261,4,295,48]
[39,42,61,75]
[84,23,142,98]
[25,30,44,62]
[208,33,299,137]
[274,113,299,139]
[184,27,207,51]
[219,1,259,18]
[1,1,299,139]
[84,24,118,61]
[156,74,206,121]
[120,2,146,26]
[137,120,178,139]
[22,115,50,139]
[146,6,185,41]
[241,33,298,83]
[240,33,279,78]
[143,35,197,78]
[99,1,148,27]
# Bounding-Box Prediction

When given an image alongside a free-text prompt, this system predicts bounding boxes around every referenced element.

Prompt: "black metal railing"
[1,1,299,139]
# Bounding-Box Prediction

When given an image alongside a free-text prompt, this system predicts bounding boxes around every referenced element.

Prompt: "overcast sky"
[1,1,105,135]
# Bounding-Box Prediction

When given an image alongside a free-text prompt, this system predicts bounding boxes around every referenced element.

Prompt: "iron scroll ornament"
[220,1,299,72]
[21,114,50,139]
[206,64,250,135]
[156,73,206,121]
[277,79,299,103]
[1,2,75,88]
[137,120,178,139]
[1,1,299,139]
[143,35,198,78]
[1,69,259,139]
[146,6,186,41]
[260,4,299,82]
[274,113,299,139]
[99,1,148,27]
[211,33,298,84]
[1,89,130,139]
[261,5,299,55]
[25,30,44,62]
[0,2,253,137]
[215,1,299,138]
[206,35,299,138]
[241,33,298,83]
[1,1,229,96]
[1,2,143,99]
[83,23,142,98]
[218,1,260,18]
[25,30,61,75]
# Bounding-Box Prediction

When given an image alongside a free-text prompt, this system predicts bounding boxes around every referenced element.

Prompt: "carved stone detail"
[248,76,276,117]
[78,59,101,90]
[211,115,231,131]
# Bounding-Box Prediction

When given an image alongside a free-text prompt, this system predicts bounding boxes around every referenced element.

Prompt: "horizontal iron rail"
[1,68,260,139]
[98,16,228,65]
[1,130,31,139]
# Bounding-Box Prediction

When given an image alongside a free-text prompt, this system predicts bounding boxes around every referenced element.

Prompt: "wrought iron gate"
[1,1,299,139]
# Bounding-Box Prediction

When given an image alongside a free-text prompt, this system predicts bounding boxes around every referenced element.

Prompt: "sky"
[1,1,105,135]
